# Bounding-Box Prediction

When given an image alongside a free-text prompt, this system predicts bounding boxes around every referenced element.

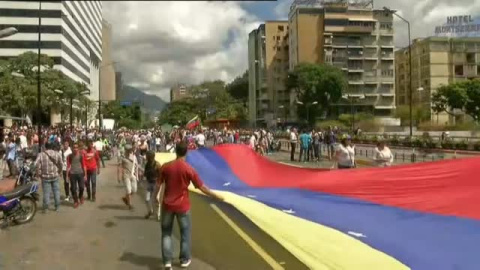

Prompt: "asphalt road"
[0,160,307,270]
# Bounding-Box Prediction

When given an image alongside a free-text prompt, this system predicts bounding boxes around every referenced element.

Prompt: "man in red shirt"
[156,142,223,269]
[84,140,100,202]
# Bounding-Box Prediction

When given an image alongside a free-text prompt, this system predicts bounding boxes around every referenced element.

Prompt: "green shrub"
[315,120,347,130]
[402,136,413,147]
[412,138,424,148]
[455,140,468,150]
[390,135,400,146]
[425,140,438,149]
[473,142,480,151]
[441,139,454,149]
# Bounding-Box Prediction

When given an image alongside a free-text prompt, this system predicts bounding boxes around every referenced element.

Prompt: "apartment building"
[0,0,103,101]
[248,21,289,127]
[286,1,396,122]
[395,37,480,124]
[170,84,189,102]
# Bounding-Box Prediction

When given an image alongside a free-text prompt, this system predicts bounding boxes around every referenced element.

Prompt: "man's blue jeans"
[42,178,60,210]
[161,210,191,264]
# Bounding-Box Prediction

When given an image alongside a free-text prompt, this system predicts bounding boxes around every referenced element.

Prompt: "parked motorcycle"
[0,156,39,226]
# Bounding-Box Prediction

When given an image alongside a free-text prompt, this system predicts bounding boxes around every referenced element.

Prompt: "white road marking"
[210,204,285,270]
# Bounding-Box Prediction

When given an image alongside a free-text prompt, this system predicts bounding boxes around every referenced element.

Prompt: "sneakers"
[80,197,85,204]
[64,196,70,202]
[144,211,153,219]
[180,259,192,268]
[164,262,172,269]
[73,202,79,209]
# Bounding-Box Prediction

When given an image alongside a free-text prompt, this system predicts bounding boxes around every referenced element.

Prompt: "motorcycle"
[0,156,39,226]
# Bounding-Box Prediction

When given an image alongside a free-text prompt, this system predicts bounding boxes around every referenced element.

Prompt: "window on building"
[273,36,276,41]
[381,69,394,77]
[466,53,476,64]
[477,65,480,75]
[380,23,392,29]
[278,25,284,31]
[455,65,464,76]
[276,36,281,41]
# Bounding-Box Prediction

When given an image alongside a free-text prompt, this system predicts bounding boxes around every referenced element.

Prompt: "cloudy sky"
[103,0,480,101]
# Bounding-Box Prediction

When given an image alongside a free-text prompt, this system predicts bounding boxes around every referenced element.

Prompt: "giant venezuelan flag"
[156,145,480,270]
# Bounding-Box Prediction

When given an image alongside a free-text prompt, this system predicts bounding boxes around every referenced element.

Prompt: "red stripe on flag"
[213,144,480,220]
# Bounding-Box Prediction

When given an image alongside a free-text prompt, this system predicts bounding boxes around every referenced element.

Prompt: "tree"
[158,80,247,126]
[0,52,82,119]
[287,63,347,124]
[158,98,198,125]
[226,70,248,102]
[432,79,480,122]
[394,105,431,126]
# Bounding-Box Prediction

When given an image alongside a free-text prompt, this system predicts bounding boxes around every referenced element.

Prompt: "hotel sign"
[434,15,480,37]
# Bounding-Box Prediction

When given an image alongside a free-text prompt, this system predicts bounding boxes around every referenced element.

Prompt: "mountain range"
[119,85,168,113]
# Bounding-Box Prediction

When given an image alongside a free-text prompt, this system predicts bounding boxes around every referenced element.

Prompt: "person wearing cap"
[121,144,138,209]
[335,135,355,169]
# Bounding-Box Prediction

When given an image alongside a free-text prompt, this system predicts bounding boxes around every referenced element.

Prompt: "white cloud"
[104,1,262,102]
[105,0,480,102]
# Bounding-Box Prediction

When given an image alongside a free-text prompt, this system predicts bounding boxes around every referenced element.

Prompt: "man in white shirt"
[335,136,355,169]
[289,128,298,161]
[94,138,105,168]
[195,130,206,148]
[19,131,28,150]
[374,141,394,167]
[61,141,72,201]
[249,133,256,150]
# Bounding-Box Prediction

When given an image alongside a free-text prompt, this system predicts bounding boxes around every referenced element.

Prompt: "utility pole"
[37,0,42,149]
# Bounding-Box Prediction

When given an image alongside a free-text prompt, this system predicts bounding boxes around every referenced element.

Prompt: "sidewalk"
[0,160,215,270]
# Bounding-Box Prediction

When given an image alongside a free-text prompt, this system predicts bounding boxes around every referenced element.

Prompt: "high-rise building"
[288,1,396,119]
[395,37,480,124]
[0,0,103,101]
[100,19,115,101]
[248,21,289,127]
[115,71,123,100]
[170,84,189,102]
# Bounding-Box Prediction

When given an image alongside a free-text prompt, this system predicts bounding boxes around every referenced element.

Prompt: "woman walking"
[143,151,160,219]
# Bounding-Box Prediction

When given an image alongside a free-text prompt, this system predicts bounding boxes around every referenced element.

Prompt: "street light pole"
[37,0,42,148]
[384,7,413,136]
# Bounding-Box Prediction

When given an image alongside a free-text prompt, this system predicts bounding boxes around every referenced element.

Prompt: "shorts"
[124,174,137,194]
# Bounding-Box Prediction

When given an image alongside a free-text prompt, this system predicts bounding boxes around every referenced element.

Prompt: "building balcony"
[380,77,394,84]
[379,29,394,36]
[381,54,394,60]
[348,80,365,85]
[345,25,375,33]
[363,52,378,59]
[332,62,347,69]
[348,66,364,72]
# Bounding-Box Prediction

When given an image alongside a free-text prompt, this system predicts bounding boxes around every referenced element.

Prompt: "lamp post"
[343,94,366,132]
[383,6,413,136]
[37,0,42,148]
[296,101,318,125]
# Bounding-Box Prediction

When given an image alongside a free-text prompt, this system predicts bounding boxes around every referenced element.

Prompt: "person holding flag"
[185,115,200,130]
